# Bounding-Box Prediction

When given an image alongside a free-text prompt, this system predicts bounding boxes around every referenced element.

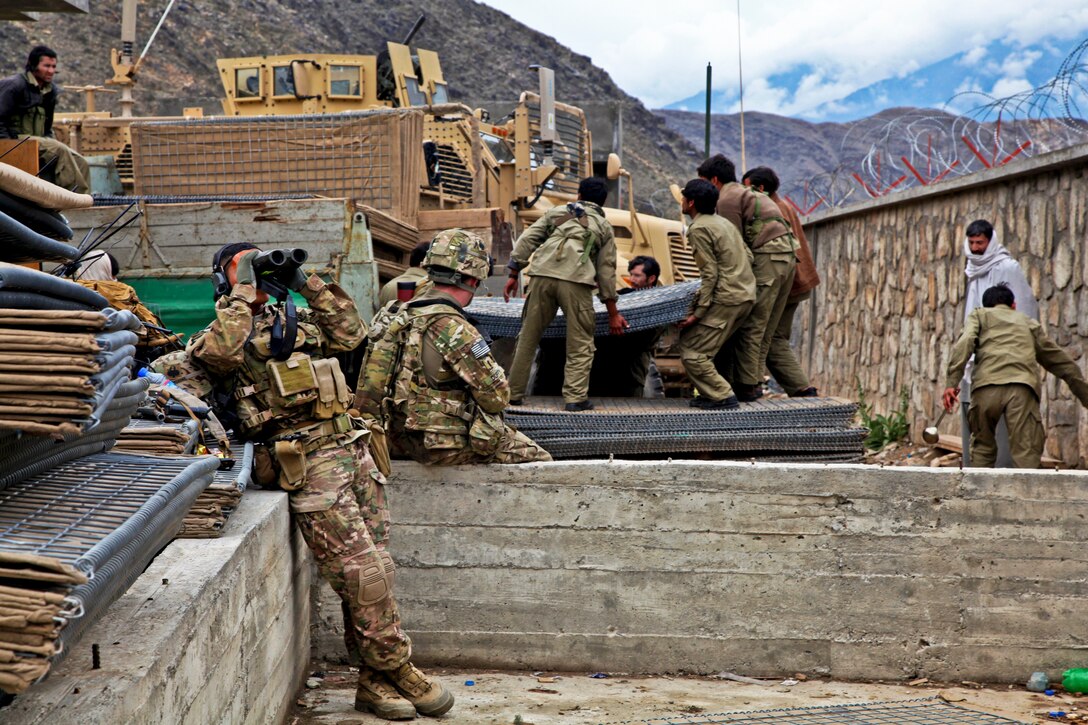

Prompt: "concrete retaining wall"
[800,142,1088,465]
[6,491,310,725]
[314,461,1088,683]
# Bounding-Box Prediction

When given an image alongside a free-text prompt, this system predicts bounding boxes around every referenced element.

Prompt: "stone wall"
[314,461,1088,683]
[800,143,1088,465]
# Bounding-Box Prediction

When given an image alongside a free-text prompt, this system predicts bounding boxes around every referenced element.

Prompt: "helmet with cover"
[423,228,491,291]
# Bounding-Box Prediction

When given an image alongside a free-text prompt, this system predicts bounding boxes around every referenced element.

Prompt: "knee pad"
[357,549,396,606]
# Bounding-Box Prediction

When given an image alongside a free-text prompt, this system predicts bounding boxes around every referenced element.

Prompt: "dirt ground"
[290,666,1084,724]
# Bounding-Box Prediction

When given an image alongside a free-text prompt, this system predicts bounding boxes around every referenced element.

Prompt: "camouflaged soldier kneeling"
[357,229,552,465]
[188,243,453,721]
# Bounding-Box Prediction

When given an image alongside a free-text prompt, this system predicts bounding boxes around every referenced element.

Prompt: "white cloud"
[478,0,1088,116]
[960,46,988,66]
[990,77,1034,98]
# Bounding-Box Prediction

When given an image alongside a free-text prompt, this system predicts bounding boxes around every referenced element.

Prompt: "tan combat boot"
[355,667,417,721]
[387,661,455,717]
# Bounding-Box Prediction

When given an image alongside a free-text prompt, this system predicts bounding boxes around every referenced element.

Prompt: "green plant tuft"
[856,380,911,451]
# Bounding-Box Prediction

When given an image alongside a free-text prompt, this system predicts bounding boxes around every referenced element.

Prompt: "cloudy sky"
[478,0,1088,118]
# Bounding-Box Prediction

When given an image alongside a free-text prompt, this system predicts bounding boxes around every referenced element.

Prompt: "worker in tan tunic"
[503,177,628,411]
[698,154,797,402]
[676,179,756,409]
[742,165,819,397]
[943,283,1088,468]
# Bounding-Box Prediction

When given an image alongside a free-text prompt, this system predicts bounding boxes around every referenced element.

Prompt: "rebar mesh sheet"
[93,193,316,206]
[508,397,865,460]
[471,281,699,339]
[599,698,1029,725]
[0,454,210,565]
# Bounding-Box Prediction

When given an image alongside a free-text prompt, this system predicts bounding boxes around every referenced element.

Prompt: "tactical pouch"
[268,352,318,408]
[468,407,505,457]
[252,444,279,488]
[274,439,308,491]
[366,419,392,477]
[312,357,351,420]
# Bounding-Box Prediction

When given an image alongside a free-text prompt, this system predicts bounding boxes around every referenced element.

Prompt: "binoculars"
[252,248,308,298]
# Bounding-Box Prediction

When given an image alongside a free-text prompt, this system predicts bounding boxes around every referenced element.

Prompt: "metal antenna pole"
[737,0,746,172]
[704,63,712,157]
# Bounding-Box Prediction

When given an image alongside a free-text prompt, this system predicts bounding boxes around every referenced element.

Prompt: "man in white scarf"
[958,219,1038,465]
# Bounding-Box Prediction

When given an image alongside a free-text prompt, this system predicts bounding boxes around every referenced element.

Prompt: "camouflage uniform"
[188,273,412,671]
[378,266,432,307]
[358,230,551,465]
[360,291,551,465]
[506,202,618,404]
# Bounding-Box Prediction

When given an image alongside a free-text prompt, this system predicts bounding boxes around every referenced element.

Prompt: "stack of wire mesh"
[507,397,867,462]
[0,452,219,693]
[470,280,700,339]
[0,165,222,695]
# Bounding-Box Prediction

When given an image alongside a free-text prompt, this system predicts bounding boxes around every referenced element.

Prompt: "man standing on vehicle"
[357,229,551,465]
[0,46,89,193]
[189,243,454,721]
[503,177,628,411]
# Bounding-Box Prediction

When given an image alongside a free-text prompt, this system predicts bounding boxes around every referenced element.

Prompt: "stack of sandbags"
[0,161,90,263]
[178,441,253,539]
[0,303,139,438]
[0,452,219,693]
[114,418,199,455]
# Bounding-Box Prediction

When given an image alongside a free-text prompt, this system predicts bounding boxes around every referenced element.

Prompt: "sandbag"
[0,189,72,240]
[0,262,105,307]
[0,161,93,210]
[0,211,79,263]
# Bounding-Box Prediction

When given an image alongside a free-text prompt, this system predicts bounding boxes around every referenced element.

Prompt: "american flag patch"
[471,338,490,359]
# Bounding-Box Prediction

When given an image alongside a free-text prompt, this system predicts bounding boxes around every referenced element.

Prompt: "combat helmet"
[423,228,491,292]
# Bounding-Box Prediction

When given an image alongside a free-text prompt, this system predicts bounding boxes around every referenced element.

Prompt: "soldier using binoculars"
[188,243,455,721]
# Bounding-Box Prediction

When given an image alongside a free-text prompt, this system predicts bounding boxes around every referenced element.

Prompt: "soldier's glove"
[235,250,258,287]
[287,267,309,293]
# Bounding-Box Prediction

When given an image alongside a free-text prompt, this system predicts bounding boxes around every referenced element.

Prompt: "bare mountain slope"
[0,0,697,210]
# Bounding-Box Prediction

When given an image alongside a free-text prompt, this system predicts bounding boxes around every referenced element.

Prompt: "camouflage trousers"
[393,426,553,465]
[287,437,412,670]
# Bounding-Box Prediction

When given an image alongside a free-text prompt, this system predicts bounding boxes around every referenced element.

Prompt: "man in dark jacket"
[0,45,89,193]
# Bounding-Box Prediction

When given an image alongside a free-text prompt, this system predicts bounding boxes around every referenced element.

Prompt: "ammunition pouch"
[274,439,307,491]
[366,418,392,477]
[252,444,279,488]
[468,406,505,457]
[312,357,351,420]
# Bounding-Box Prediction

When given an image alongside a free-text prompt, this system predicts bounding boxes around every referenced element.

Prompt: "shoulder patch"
[471,338,490,359]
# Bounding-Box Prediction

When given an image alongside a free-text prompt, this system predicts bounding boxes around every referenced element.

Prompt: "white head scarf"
[75,251,115,281]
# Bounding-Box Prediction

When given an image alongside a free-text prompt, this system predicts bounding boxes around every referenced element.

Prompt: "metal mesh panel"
[0,454,206,564]
[524,99,589,196]
[508,396,866,461]
[600,698,1029,725]
[130,110,423,219]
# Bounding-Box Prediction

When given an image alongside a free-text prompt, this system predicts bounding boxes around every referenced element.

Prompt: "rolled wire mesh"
[471,281,699,339]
